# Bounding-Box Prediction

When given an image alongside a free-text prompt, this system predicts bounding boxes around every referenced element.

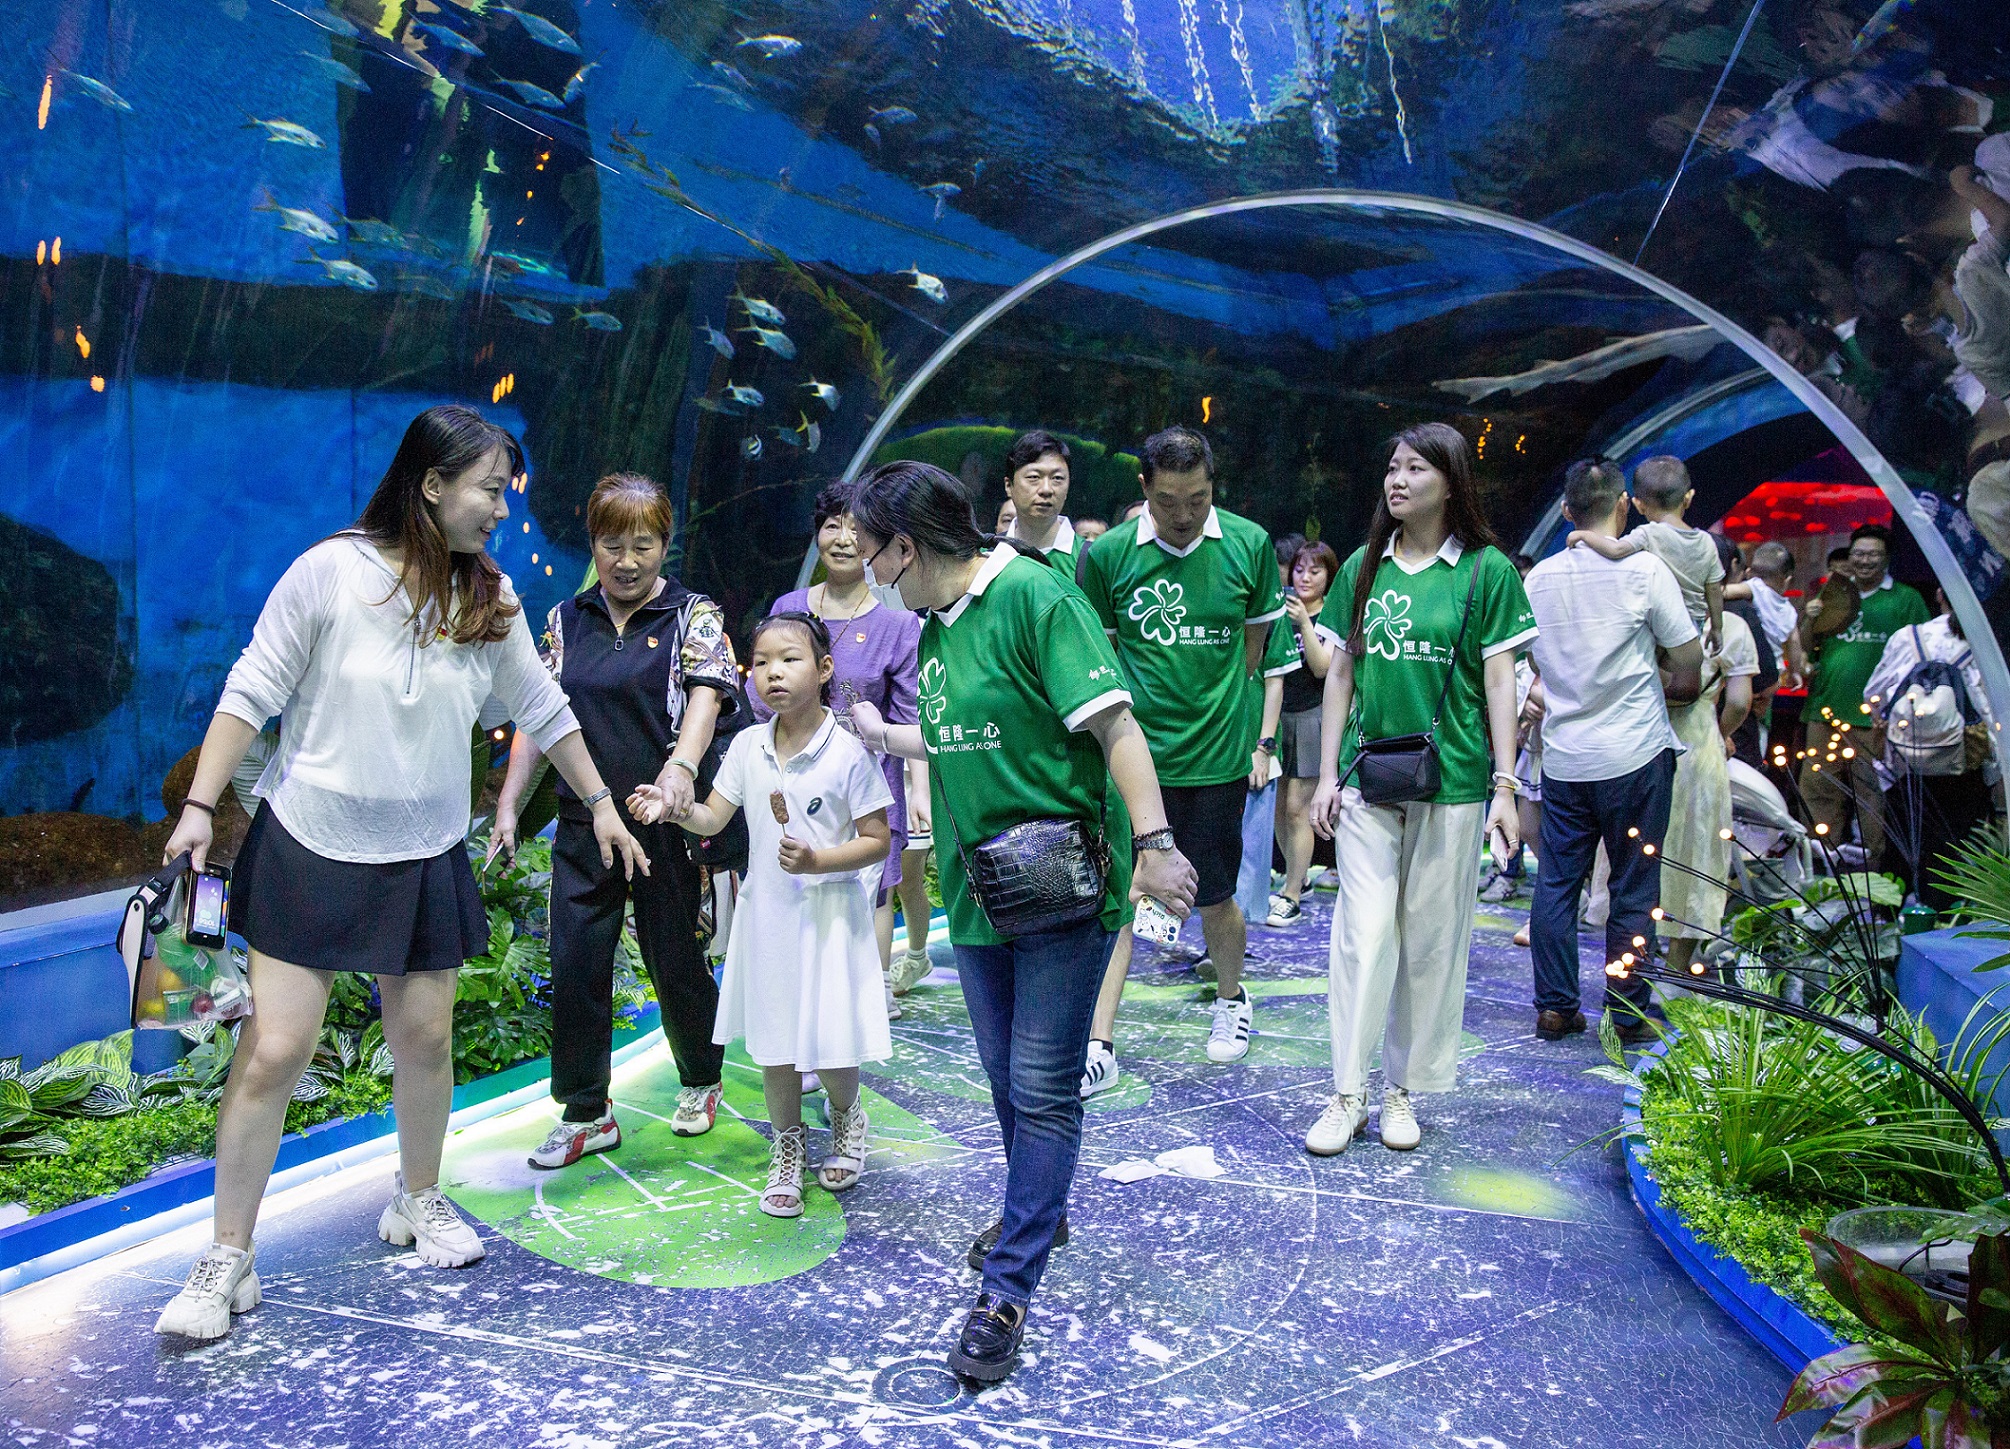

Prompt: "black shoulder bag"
[1341,552,1483,806]
[933,537,1111,938]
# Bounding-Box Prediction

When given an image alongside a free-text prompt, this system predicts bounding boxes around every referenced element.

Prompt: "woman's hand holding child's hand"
[777,835,820,874]
[628,783,682,825]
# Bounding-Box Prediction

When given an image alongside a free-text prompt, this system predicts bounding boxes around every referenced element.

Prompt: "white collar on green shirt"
[1135,505,1223,558]
[1006,514,1075,556]
[934,545,1016,628]
[1382,531,1464,575]
[1859,574,1894,596]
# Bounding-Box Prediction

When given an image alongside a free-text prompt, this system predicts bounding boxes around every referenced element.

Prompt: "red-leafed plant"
[1780,1229,2010,1447]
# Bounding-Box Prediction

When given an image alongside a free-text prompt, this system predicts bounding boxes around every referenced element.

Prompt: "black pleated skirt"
[229,805,487,975]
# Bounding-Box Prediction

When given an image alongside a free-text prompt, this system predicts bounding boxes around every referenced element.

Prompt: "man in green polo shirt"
[1000,429,1084,576]
[1078,426,1285,1077]
[1799,523,1929,859]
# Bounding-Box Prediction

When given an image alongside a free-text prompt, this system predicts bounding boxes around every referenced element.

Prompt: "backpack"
[1880,627,1983,777]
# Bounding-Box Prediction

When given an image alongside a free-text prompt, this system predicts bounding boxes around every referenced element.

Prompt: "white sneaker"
[1206,991,1253,1063]
[890,947,932,995]
[1305,1092,1367,1156]
[1379,1085,1420,1151]
[154,1242,259,1340]
[378,1172,486,1267]
[886,976,904,1021]
[1079,1040,1119,1099]
[528,1104,620,1168]
[671,1083,723,1137]
[1264,895,1302,928]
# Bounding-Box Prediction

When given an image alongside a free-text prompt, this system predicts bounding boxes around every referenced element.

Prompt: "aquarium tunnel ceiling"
[5,0,2010,824]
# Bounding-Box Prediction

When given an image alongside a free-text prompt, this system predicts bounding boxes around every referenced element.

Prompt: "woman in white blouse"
[152,407,648,1342]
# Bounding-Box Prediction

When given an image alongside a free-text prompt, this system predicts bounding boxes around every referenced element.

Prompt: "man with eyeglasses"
[1799,524,1930,859]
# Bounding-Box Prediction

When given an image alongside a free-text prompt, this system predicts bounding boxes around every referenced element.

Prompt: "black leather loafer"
[947,1293,1027,1383]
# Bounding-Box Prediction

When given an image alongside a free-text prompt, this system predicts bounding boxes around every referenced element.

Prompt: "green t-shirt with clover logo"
[1078,507,1287,786]
[920,550,1136,946]
[1245,619,1303,753]
[1803,578,1931,726]
[1315,543,1537,805]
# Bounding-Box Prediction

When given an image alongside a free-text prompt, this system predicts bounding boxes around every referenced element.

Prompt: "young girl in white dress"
[632,612,893,1217]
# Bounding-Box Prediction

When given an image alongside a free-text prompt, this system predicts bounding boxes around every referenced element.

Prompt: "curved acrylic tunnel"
[3,0,2009,904]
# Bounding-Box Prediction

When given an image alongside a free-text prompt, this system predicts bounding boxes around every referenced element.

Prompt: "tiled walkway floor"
[1,891,1814,1447]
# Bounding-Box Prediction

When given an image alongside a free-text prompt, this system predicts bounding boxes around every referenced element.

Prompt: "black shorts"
[230,805,487,975]
[1161,780,1247,910]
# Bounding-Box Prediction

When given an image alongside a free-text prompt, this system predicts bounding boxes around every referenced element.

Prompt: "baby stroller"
[1727,758,1814,907]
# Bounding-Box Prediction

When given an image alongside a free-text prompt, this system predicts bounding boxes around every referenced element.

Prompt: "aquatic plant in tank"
[2,0,2008,908]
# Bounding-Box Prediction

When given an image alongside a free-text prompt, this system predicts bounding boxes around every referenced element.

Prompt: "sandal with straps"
[762,1125,807,1218]
[817,1102,870,1193]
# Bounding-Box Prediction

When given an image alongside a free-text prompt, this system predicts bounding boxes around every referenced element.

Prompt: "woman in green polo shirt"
[1307,423,1535,1159]
[844,459,1196,1386]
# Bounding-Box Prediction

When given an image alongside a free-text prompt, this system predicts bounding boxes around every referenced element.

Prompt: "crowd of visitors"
[150,402,2002,1388]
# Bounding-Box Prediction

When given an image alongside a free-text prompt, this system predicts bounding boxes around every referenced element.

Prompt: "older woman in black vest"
[496,473,740,1166]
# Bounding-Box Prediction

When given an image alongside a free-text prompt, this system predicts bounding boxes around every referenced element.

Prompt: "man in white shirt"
[1524,460,1703,1044]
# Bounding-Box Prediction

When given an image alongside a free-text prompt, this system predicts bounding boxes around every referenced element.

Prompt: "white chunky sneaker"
[762,1125,808,1218]
[818,1102,870,1193]
[1205,991,1253,1063]
[379,1173,486,1267]
[890,946,932,996]
[1304,1092,1368,1156]
[1079,1040,1119,1099]
[1379,1085,1421,1151]
[529,1104,620,1168]
[154,1242,259,1340]
[671,1084,723,1137]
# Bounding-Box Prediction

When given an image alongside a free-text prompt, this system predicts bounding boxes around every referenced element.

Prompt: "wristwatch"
[1134,828,1176,854]
[1256,736,1277,754]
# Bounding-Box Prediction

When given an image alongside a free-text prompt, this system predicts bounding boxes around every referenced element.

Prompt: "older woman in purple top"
[755,483,929,995]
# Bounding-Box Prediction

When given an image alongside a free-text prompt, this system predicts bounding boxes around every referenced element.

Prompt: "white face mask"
[866,537,915,609]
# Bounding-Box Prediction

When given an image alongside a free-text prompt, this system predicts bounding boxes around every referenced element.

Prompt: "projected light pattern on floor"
[2,894,1811,1447]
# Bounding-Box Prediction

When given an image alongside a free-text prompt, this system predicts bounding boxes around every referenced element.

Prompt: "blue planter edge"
[0,1005,661,1273]
[1621,1037,1843,1376]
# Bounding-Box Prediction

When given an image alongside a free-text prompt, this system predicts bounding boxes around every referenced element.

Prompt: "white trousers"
[1328,789,1484,1096]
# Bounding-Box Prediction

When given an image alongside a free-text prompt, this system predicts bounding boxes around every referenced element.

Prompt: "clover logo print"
[1362,589,1413,661]
[918,657,949,725]
[1127,579,1188,646]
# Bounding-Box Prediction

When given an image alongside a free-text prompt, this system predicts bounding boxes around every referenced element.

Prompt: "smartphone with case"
[185,866,230,950]
[1132,894,1181,945]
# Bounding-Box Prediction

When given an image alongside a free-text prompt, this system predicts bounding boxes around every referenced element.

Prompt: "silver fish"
[496,5,581,54]
[725,382,765,408]
[61,71,133,112]
[922,181,960,219]
[499,298,555,324]
[740,323,796,359]
[562,61,599,103]
[346,217,423,250]
[735,32,802,59]
[413,20,483,56]
[863,122,881,148]
[741,435,763,459]
[495,77,566,109]
[1432,325,1723,403]
[299,7,361,38]
[733,289,785,326]
[699,320,735,358]
[254,194,341,243]
[803,379,840,411]
[397,272,459,301]
[693,82,753,111]
[301,51,371,90]
[493,251,561,277]
[300,252,378,290]
[711,60,755,90]
[772,415,821,452]
[574,308,623,332]
[899,265,946,303]
[244,114,326,148]
[870,105,917,126]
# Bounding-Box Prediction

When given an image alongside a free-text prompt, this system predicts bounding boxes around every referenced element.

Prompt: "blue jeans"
[1530,749,1675,1019]
[1236,779,1278,925]
[954,919,1117,1307]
